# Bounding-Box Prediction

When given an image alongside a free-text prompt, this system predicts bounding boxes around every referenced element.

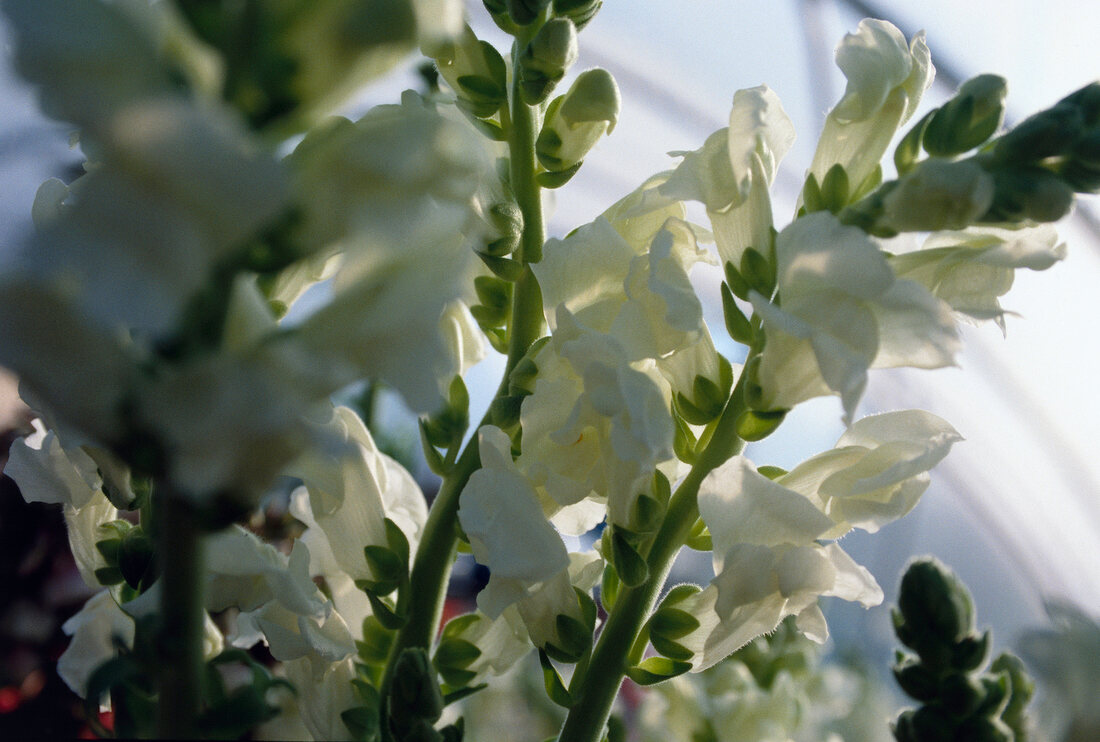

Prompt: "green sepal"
[610,528,649,587]
[366,593,407,630]
[419,419,448,476]
[442,685,487,707]
[852,164,884,202]
[923,75,1007,158]
[477,251,526,281]
[434,638,482,672]
[485,327,509,354]
[818,163,850,214]
[95,537,123,564]
[536,162,583,188]
[362,545,405,595]
[508,0,551,25]
[341,706,381,741]
[489,395,524,432]
[455,75,505,116]
[441,613,481,640]
[740,246,776,297]
[801,172,823,214]
[447,376,469,423]
[469,303,506,329]
[756,465,788,480]
[600,563,620,612]
[649,633,694,662]
[625,657,692,686]
[575,586,598,631]
[469,117,507,142]
[684,518,711,551]
[724,260,752,302]
[650,607,700,640]
[721,282,754,344]
[357,616,394,664]
[537,649,574,707]
[546,613,592,663]
[735,409,787,442]
[741,355,765,410]
[94,566,126,586]
[628,493,663,534]
[436,666,478,689]
[672,413,698,465]
[553,0,602,29]
[896,109,936,176]
[118,528,157,591]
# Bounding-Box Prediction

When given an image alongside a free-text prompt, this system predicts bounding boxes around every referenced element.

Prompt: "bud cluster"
[891,558,1034,742]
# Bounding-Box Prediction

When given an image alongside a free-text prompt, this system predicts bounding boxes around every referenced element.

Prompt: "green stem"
[377,31,548,721]
[558,384,750,742]
[156,490,205,739]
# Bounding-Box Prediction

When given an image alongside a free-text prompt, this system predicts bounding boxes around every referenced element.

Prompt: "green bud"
[519,19,578,105]
[735,409,787,441]
[553,0,602,29]
[482,0,519,33]
[893,656,941,702]
[996,104,1083,164]
[610,528,649,587]
[537,68,620,172]
[391,648,444,726]
[508,0,551,25]
[882,159,994,232]
[923,74,1008,157]
[484,202,523,256]
[432,26,508,118]
[984,166,1075,223]
[896,558,976,668]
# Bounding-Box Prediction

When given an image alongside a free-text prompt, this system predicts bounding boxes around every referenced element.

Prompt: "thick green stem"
[558,385,751,742]
[157,491,205,739]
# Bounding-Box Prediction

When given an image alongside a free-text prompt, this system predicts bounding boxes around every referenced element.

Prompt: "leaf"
[536,162,583,188]
[724,260,751,302]
[367,593,407,631]
[434,638,482,671]
[537,649,574,708]
[649,607,700,640]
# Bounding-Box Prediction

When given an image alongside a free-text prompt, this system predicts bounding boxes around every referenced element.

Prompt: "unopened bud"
[923,74,1007,157]
[553,0,602,29]
[431,26,507,118]
[986,166,1075,223]
[896,558,975,668]
[519,19,578,104]
[507,0,550,26]
[536,68,620,171]
[882,159,994,231]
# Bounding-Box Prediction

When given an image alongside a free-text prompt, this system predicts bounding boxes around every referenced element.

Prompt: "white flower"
[684,456,884,668]
[890,224,1067,331]
[881,159,995,232]
[517,316,674,529]
[5,420,120,586]
[778,409,963,536]
[750,212,958,422]
[283,656,360,742]
[57,590,135,700]
[662,85,795,267]
[809,19,934,193]
[458,426,571,617]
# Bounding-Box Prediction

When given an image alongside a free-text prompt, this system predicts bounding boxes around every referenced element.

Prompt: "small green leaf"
[537,649,574,707]
[575,587,598,631]
[418,420,448,476]
[802,172,823,213]
[684,518,711,551]
[630,493,664,534]
[442,684,487,707]
[896,109,935,176]
[552,613,592,662]
[625,656,692,685]
[673,414,697,465]
[384,518,411,568]
[601,563,620,612]
[363,545,405,593]
[649,633,695,662]
[94,566,125,586]
[740,246,775,297]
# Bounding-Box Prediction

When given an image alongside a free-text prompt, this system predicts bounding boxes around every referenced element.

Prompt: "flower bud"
[923,74,1007,157]
[430,25,507,118]
[985,166,1075,223]
[895,558,976,669]
[518,18,578,105]
[553,0,602,29]
[536,68,620,172]
[882,159,994,231]
[507,0,551,25]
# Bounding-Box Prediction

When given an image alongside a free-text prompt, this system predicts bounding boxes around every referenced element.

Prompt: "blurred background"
[1,0,1097,738]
